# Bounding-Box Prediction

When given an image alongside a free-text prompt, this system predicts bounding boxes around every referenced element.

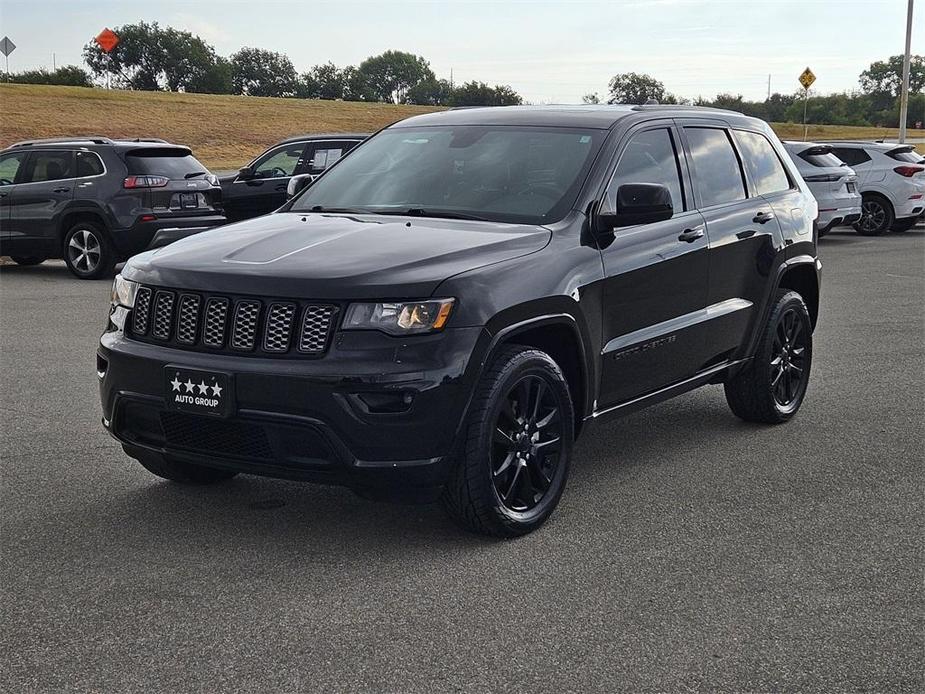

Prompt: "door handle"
[678,226,705,243]
[275,184,288,191]
[53,187,71,193]
[753,211,775,224]
[0,192,7,198]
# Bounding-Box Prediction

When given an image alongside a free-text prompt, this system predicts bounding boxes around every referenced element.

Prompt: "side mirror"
[286,173,315,199]
[598,183,674,230]
[238,166,255,180]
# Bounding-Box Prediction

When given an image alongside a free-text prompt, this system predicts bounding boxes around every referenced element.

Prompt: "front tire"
[854,195,894,236]
[441,345,574,538]
[63,221,116,279]
[10,256,45,266]
[724,290,813,424]
[131,449,239,484]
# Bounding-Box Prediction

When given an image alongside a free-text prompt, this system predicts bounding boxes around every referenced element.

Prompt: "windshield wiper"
[301,205,373,214]
[184,171,208,179]
[389,207,492,222]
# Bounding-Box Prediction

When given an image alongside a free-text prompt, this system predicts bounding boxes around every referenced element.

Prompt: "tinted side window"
[685,128,747,207]
[831,147,871,167]
[253,145,306,178]
[0,151,28,184]
[23,151,74,183]
[733,130,791,195]
[607,128,685,213]
[76,151,105,177]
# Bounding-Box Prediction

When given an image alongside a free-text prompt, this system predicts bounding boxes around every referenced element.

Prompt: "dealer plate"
[165,367,233,418]
[180,192,199,209]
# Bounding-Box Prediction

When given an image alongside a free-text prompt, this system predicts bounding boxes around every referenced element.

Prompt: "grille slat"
[264,303,296,353]
[176,294,201,345]
[129,285,336,358]
[152,291,176,341]
[231,300,261,351]
[299,305,337,353]
[202,298,229,348]
[132,287,153,335]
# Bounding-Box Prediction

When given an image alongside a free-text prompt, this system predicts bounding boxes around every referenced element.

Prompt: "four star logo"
[172,372,225,401]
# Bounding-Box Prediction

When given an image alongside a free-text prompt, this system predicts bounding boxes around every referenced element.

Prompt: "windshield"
[289,125,604,225]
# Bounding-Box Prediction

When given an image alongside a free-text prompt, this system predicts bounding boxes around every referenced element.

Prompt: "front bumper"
[112,214,227,258]
[98,326,486,501]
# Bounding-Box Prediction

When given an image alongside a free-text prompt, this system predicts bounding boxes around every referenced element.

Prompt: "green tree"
[82,21,226,93]
[406,77,454,105]
[298,62,346,100]
[859,55,925,97]
[449,81,523,106]
[607,72,668,104]
[230,47,298,97]
[356,50,434,103]
[3,65,92,87]
[582,92,601,104]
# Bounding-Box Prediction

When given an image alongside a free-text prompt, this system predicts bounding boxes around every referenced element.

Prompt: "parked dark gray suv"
[0,137,225,279]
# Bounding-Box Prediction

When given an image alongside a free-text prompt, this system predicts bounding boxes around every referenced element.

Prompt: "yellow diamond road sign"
[799,67,816,90]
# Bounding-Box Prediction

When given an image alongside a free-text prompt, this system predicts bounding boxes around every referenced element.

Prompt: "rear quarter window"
[733,130,791,195]
[125,148,209,179]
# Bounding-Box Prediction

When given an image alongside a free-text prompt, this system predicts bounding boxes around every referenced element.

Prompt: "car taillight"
[803,173,843,182]
[123,175,169,188]
[893,165,924,178]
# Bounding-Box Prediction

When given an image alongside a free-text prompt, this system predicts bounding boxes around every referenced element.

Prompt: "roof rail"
[9,136,114,147]
[117,137,169,144]
[630,104,742,115]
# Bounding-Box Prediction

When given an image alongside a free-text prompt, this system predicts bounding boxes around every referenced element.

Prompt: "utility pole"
[898,0,914,143]
[767,74,771,101]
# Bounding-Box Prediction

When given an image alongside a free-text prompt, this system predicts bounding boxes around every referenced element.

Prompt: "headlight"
[109,274,139,331]
[342,299,455,335]
[111,274,139,309]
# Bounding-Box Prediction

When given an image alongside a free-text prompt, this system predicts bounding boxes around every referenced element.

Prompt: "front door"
[597,123,711,407]
[0,150,28,254]
[225,142,308,221]
[8,150,76,257]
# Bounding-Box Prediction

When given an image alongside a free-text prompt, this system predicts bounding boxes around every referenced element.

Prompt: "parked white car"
[783,141,861,237]
[826,142,925,235]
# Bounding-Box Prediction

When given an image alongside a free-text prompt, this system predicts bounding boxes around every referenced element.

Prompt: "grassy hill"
[0,84,920,170]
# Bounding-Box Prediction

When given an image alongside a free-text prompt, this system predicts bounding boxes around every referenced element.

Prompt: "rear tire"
[854,195,893,236]
[724,290,813,424]
[63,221,116,279]
[890,218,918,233]
[441,345,574,538]
[132,449,239,485]
[10,256,45,266]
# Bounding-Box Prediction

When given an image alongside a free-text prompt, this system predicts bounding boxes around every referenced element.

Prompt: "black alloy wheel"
[441,345,574,538]
[491,374,564,513]
[855,196,893,236]
[769,306,809,412]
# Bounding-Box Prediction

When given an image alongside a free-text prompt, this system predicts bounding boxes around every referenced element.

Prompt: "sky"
[0,0,919,103]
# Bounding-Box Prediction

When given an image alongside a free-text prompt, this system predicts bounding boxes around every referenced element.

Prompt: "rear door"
[123,147,221,220]
[678,123,786,365]
[224,142,308,221]
[597,122,711,406]
[8,149,76,256]
[0,150,28,252]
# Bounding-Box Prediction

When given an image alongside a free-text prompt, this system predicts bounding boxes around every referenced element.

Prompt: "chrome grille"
[132,286,152,335]
[175,294,201,345]
[202,298,229,347]
[129,286,337,357]
[264,303,296,353]
[299,305,337,353]
[231,300,261,351]
[152,290,175,340]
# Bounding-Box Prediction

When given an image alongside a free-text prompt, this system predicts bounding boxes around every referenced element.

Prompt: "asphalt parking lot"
[1,225,923,693]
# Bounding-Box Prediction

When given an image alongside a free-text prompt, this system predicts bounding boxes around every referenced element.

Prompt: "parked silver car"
[783,141,861,237]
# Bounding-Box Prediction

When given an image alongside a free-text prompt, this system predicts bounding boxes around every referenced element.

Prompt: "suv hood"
[124,212,551,299]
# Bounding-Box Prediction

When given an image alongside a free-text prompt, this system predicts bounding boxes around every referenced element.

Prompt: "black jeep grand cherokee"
[99,105,821,537]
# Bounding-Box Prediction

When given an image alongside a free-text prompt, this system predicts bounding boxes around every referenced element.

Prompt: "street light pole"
[898,0,914,143]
